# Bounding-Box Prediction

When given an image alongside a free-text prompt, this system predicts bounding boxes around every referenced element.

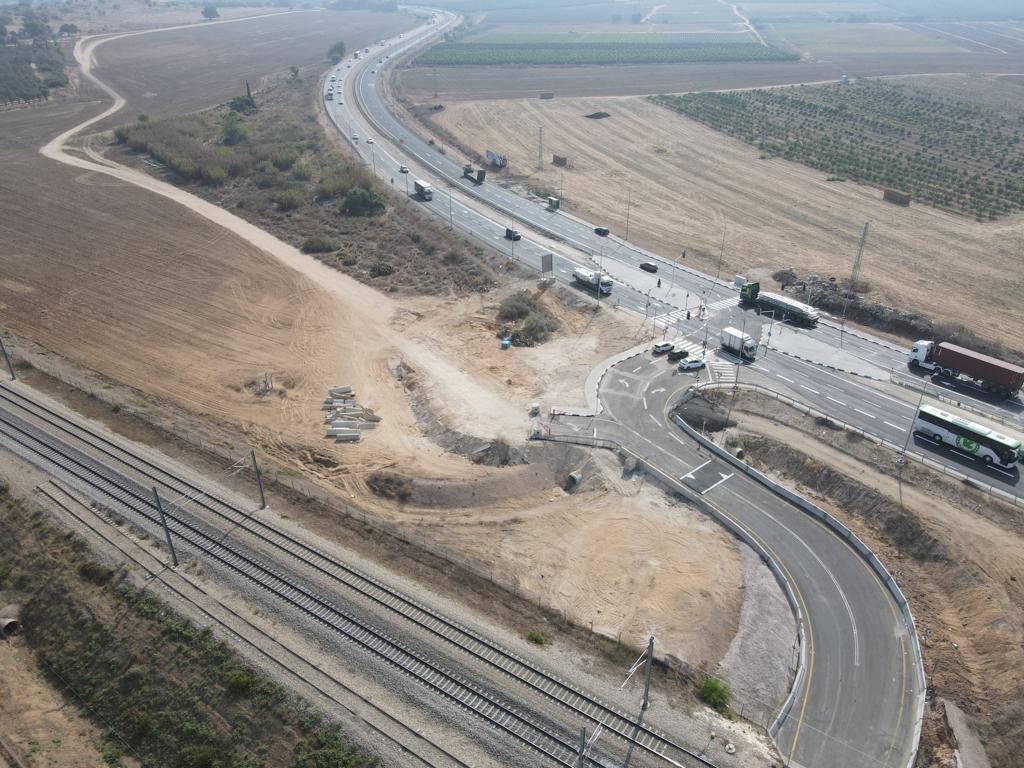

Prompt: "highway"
[321,15,1023,768]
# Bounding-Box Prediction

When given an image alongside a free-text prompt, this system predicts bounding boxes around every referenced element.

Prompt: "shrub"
[366,471,412,501]
[225,670,255,694]
[697,675,730,713]
[498,290,539,322]
[221,112,248,145]
[316,165,374,200]
[772,268,798,287]
[340,187,385,216]
[274,188,303,212]
[519,310,559,345]
[228,95,256,114]
[327,40,346,64]
[292,162,312,181]
[526,630,546,645]
[270,146,299,171]
[111,403,121,414]
[369,261,394,277]
[301,235,338,254]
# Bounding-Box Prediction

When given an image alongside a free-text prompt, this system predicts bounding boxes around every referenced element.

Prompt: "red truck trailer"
[908,340,1024,397]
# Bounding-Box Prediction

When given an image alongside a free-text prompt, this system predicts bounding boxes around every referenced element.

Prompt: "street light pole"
[625,189,632,241]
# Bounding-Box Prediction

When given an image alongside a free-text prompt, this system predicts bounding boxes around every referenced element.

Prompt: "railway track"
[0,403,606,768]
[0,383,716,768]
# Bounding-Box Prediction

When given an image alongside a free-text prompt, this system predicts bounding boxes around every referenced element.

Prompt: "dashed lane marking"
[776,374,795,383]
[826,396,846,406]
[854,407,876,419]
[884,421,906,432]
[800,385,820,394]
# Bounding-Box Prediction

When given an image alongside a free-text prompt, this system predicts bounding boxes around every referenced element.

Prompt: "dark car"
[594,226,609,237]
[505,228,521,241]
[667,347,690,362]
[640,262,658,273]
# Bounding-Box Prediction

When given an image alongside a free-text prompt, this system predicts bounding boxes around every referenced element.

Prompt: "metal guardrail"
[889,370,1021,430]
[679,382,927,768]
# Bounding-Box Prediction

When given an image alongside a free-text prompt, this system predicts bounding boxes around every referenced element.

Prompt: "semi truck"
[462,164,486,183]
[721,327,757,360]
[908,341,1024,397]
[572,268,613,296]
[413,179,432,201]
[740,282,819,327]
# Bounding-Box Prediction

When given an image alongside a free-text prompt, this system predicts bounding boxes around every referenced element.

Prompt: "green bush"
[369,261,394,277]
[228,95,256,114]
[274,188,303,212]
[226,670,255,695]
[498,290,539,322]
[327,40,347,64]
[270,146,299,171]
[697,675,731,713]
[301,235,338,253]
[526,630,546,645]
[317,165,374,200]
[340,187,385,216]
[292,162,312,181]
[221,112,248,145]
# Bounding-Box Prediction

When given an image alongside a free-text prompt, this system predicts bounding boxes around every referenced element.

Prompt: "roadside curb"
[553,341,651,417]
[675,383,926,768]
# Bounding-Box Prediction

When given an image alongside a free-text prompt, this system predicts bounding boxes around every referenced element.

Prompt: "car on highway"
[399,165,409,174]
[667,347,690,362]
[640,261,658,273]
[594,226,609,237]
[370,69,375,74]
[330,75,336,81]
[352,134,359,142]
[652,341,673,354]
[505,228,522,241]
[678,356,706,371]
[366,138,374,145]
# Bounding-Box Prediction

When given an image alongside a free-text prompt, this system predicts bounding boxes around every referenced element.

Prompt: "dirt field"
[426,85,1023,348]
[701,391,1024,767]
[394,49,1024,101]
[0,8,746,680]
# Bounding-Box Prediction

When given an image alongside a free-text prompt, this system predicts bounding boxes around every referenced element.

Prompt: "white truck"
[572,268,613,296]
[721,326,757,360]
[413,179,433,201]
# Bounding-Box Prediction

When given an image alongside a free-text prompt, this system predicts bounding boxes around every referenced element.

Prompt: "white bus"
[913,404,1021,469]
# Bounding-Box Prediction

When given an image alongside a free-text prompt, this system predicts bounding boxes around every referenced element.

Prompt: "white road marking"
[750,364,769,372]
[642,396,648,410]
[884,421,907,432]
[776,374,795,383]
[649,413,660,425]
[650,387,666,394]
[633,366,643,373]
[724,487,861,667]
[701,473,734,494]
[681,459,711,480]
[617,378,630,388]
[854,407,876,419]
[800,385,820,394]
[826,396,846,406]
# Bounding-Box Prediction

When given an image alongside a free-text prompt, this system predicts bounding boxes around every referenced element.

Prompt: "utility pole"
[560,166,564,200]
[250,450,266,510]
[370,144,376,175]
[624,189,632,241]
[152,487,179,568]
[575,727,587,768]
[432,66,438,98]
[0,335,14,381]
[623,636,655,768]
[449,188,454,228]
[537,126,544,171]
[715,222,727,283]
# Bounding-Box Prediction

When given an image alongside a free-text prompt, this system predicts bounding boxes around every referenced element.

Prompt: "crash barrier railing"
[890,370,1020,430]
[536,430,808,755]
[678,382,926,768]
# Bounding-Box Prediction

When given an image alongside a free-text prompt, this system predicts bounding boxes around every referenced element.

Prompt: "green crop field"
[465,30,757,44]
[774,22,964,54]
[652,79,1024,220]
[416,41,799,66]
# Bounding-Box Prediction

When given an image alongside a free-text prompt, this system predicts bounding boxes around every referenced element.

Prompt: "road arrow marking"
[702,473,734,494]
[650,387,666,394]
[681,459,711,480]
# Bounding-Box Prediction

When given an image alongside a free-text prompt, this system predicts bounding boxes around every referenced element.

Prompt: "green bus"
[913,404,1021,470]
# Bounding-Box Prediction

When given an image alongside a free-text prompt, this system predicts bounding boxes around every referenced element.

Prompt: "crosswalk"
[709,359,737,383]
[670,337,707,357]
[706,295,740,313]
[652,308,689,329]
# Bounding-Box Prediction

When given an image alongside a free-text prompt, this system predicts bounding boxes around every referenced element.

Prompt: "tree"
[221,111,248,145]
[21,14,52,40]
[58,23,78,36]
[201,4,218,20]
[289,65,299,81]
[327,40,346,64]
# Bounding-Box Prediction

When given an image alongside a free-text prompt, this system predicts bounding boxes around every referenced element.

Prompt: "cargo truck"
[908,341,1024,397]
[740,282,819,327]
[413,179,432,201]
[721,327,757,360]
[572,268,613,296]
[462,164,486,183]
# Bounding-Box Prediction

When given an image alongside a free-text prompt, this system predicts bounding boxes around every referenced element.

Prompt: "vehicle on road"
[330,75,336,81]
[325,92,333,101]
[366,138,374,145]
[639,262,658,273]
[572,268,613,296]
[413,179,432,200]
[908,341,1024,397]
[652,341,673,354]
[594,226,609,237]
[721,326,757,360]
[505,228,521,241]
[351,133,358,142]
[370,69,375,74]
[399,165,409,174]
[740,281,819,327]
[667,345,690,362]
[678,356,705,371]
[913,404,1021,469]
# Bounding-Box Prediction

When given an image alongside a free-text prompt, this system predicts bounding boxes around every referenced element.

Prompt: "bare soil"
[394,51,1024,102]
[424,87,1023,350]
[700,390,1024,768]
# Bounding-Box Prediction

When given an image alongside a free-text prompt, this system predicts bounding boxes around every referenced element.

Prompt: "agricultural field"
[653,78,1024,220]
[740,1,903,22]
[770,21,965,54]
[416,41,798,66]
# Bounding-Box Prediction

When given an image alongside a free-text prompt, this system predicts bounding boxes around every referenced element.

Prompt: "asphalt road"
[550,352,921,768]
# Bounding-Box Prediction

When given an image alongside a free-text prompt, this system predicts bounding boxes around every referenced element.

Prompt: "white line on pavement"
[776,374,795,383]
[883,421,907,432]
[649,413,660,425]
[800,385,820,394]
[701,473,734,494]
[633,366,643,373]
[854,407,876,419]
[827,396,846,406]
[681,459,711,480]
[642,396,648,410]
